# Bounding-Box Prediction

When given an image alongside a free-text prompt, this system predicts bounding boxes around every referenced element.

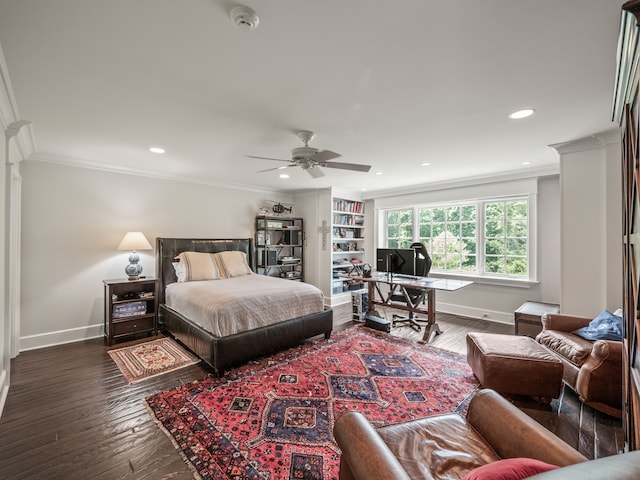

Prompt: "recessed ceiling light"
[421,162,431,167]
[149,147,165,154]
[522,161,531,166]
[279,174,290,179]
[375,171,383,175]
[508,109,535,119]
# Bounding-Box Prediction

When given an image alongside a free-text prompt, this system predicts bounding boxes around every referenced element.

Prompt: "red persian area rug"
[108,337,200,383]
[145,327,479,480]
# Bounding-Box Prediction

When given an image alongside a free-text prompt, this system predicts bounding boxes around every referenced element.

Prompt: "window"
[418,205,477,273]
[385,209,413,248]
[484,200,528,275]
[382,197,530,279]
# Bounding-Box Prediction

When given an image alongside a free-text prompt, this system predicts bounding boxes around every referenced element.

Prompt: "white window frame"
[378,194,538,285]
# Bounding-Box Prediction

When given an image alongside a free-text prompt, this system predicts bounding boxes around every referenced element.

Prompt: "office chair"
[391,242,432,331]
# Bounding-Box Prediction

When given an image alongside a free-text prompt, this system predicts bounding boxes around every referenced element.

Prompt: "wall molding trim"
[20,324,103,352]
[28,152,284,196]
[360,165,559,200]
[549,128,621,155]
[436,301,513,325]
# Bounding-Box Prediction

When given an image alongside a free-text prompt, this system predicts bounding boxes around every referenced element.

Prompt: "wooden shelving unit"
[255,216,304,281]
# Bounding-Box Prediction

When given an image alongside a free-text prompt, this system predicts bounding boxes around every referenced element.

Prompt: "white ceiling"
[0,0,625,194]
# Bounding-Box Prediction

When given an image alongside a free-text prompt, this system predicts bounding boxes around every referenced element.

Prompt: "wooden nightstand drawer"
[112,316,155,336]
[104,278,159,345]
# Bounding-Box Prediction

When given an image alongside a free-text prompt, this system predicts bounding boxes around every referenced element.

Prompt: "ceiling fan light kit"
[248,130,372,178]
[230,5,259,32]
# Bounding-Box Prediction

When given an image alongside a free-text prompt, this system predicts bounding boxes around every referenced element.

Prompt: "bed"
[156,238,333,376]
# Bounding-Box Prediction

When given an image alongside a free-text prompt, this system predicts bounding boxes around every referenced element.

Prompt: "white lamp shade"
[117,232,152,251]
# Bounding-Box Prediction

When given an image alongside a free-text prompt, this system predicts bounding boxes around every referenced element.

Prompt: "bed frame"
[156,237,333,376]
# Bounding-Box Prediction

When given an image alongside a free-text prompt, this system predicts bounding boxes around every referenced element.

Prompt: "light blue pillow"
[574,310,622,341]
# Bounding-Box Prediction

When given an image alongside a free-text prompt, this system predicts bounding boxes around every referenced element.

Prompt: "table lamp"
[117,231,152,280]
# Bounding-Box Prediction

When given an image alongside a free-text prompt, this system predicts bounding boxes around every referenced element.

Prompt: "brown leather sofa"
[536,313,622,418]
[333,389,588,480]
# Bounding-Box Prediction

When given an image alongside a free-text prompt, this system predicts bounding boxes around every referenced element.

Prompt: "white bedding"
[165,273,325,337]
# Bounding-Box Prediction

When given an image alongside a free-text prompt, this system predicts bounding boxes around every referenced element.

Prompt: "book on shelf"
[333,199,364,214]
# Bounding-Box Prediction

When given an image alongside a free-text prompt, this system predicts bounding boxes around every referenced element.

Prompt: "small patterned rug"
[108,337,200,383]
[146,327,479,479]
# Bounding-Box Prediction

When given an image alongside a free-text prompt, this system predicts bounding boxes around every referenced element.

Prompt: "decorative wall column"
[5,121,30,359]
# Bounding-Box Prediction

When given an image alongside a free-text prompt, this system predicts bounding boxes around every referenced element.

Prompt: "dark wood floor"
[0,304,623,479]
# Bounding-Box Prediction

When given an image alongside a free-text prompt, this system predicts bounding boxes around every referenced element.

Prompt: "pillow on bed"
[172,261,184,281]
[175,251,221,282]
[214,250,253,278]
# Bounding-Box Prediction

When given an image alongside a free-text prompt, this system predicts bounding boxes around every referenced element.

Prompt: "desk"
[353,273,472,343]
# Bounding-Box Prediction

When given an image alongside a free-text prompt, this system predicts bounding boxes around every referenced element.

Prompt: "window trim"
[377,193,538,284]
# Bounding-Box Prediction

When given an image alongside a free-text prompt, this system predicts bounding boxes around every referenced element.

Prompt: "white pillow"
[214,251,252,278]
[175,251,221,282]
[172,261,184,282]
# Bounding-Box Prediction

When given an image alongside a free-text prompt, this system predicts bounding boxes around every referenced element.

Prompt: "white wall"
[19,160,293,350]
[553,131,622,317]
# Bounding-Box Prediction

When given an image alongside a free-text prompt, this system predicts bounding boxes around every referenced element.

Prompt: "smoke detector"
[231,5,259,32]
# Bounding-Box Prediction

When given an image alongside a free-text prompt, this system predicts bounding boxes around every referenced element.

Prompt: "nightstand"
[103,278,159,345]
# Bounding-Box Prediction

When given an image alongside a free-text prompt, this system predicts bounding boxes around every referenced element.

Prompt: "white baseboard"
[436,301,514,325]
[20,324,103,352]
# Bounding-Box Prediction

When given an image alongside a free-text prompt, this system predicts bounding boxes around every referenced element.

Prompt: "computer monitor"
[375,248,416,275]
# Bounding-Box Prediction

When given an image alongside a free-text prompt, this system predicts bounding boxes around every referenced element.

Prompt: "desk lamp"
[117,232,152,280]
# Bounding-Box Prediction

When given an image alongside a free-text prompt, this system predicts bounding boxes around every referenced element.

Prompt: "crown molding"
[359,165,559,200]
[27,152,285,195]
[549,128,621,155]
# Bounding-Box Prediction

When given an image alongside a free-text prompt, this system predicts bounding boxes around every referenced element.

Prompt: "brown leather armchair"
[333,389,587,480]
[536,313,622,418]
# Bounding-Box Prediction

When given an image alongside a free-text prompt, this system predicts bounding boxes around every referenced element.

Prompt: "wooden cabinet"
[615,1,640,451]
[255,216,304,281]
[103,278,159,345]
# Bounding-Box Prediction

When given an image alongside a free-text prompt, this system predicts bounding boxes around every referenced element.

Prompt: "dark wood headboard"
[155,238,255,303]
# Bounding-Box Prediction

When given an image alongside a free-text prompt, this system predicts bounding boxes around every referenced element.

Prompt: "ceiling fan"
[248,130,372,178]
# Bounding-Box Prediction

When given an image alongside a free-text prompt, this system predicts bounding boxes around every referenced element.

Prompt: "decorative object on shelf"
[270,201,293,215]
[117,231,153,280]
[362,263,372,277]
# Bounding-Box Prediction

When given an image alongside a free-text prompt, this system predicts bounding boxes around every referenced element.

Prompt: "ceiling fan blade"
[246,155,291,163]
[257,164,296,173]
[306,166,325,178]
[310,150,341,162]
[322,161,371,172]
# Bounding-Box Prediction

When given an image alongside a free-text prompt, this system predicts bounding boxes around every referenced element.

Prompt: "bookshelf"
[255,216,304,281]
[331,197,365,302]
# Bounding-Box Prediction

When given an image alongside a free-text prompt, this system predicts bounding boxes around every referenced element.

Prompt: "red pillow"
[462,458,559,480]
